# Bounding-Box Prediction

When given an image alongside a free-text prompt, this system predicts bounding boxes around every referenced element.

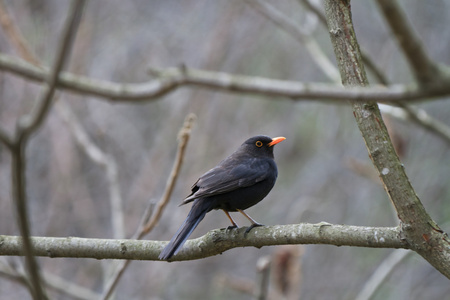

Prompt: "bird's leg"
[237,209,264,234]
[222,209,239,230]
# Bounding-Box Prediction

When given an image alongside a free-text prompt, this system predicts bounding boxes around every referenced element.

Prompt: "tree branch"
[324,0,450,279]
[0,223,405,261]
[1,53,450,103]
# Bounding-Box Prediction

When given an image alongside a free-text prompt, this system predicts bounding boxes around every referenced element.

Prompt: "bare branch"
[1,53,450,104]
[0,224,405,261]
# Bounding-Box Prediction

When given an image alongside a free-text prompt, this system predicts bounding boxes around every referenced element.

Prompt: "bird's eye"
[255,141,263,147]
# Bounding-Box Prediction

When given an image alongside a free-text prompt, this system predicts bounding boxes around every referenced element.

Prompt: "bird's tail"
[159,199,212,260]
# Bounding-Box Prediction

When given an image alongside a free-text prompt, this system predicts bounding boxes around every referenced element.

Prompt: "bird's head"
[240,135,286,158]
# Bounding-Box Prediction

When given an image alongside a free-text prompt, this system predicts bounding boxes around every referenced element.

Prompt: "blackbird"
[159,135,285,260]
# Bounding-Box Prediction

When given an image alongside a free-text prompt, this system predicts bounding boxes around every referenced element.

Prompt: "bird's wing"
[181,157,273,204]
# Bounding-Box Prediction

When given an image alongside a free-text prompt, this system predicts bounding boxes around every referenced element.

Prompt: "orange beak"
[268,136,286,147]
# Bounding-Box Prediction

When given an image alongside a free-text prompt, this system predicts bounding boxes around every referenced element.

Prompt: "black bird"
[159,135,286,260]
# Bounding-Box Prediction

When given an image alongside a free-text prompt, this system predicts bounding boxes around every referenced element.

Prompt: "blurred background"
[0,0,449,299]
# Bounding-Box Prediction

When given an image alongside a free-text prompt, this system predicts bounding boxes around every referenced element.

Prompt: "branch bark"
[0,223,404,261]
[324,0,450,279]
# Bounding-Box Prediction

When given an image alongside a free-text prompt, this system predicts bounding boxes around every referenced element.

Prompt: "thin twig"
[140,113,196,236]
[100,113,196,300]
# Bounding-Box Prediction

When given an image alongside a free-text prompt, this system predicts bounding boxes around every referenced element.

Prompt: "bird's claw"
[244,223,264,235]
[226,225,238,231]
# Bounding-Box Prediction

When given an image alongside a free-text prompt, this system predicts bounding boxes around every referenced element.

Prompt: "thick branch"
[0,224,405,261]
[1,53,450,103]
[324,0,450,279]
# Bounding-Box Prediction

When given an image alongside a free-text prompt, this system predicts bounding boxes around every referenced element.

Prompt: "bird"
[159,135,285,260]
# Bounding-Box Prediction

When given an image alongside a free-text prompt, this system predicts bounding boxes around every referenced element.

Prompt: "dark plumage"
[159,135,285,260]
